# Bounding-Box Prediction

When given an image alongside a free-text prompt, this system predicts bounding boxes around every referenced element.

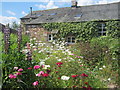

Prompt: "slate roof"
[21,2,120,24]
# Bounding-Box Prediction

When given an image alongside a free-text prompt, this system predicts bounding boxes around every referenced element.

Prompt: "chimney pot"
[71,0,78,8]
[30,7,32,16]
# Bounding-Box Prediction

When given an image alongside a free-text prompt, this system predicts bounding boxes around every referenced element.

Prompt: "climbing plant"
[106,20,120,38]
[42,20,119,41]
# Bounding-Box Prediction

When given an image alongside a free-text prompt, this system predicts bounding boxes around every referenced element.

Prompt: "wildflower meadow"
[1,31,119,89]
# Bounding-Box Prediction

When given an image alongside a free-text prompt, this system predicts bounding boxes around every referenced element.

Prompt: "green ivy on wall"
[106,21,120,38]
[42,20,120,41]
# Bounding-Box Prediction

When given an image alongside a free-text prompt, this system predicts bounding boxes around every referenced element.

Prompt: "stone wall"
[27,25,51,43]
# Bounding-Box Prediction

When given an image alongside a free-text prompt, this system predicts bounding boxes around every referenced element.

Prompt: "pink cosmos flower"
[9,74,17,79]
[39,71,44,75]
[28,67,32,69]
[16,72,22,75]
[76,56,81,58]
[18,68,23,72]
[56,62,63,65]
[69,54,74,55]
[42,73,49,77]
[36,71,44,77]
[34,65,40,69]
[71,75,78,78]
[80,65,83,67]
[80,73,88,77]
[36,73,41,77]
[32,81,39,86]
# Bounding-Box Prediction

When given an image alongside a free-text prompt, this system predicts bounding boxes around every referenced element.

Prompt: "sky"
[0,0,120,25]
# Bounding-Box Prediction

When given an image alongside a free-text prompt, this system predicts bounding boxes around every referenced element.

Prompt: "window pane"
[103,33,106,36]
[49,35,51,37]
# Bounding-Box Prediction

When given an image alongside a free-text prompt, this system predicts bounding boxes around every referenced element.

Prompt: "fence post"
[4,24,10,53]
[17,25,22,52]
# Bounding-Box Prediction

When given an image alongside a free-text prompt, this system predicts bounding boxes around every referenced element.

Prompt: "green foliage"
[42,20,119,41]
[2,33,35,88]
[0,32,3,88]
[106,21,120,38]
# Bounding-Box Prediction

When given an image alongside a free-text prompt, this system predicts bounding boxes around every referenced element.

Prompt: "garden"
[1,21,120,89]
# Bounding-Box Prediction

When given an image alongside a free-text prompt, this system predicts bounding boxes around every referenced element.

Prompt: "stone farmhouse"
[20,0,120,44]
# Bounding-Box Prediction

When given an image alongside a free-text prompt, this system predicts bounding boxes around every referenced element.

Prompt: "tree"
[11,21,20,30]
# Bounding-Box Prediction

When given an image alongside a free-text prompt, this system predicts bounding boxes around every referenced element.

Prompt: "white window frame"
[98,23,106,36]
[48,34,53,41]
[66,36,75,44]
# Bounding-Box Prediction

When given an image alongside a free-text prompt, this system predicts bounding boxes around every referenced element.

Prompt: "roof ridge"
[33,7,70,12]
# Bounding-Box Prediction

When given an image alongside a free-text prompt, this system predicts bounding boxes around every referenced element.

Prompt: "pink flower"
[28,67,32,69]
[32,81,39,86]
[42,73,49,77]
[80,65,83,67]
[71,75,78,78]
[39,71,44,75]
[69,54,74,55]
[9,74,17,79]
[18,68,23,72]
[42,65,44,68]
[80,73,88,77]
[36,73,41,77]
[16,72,22,75]
[34,65,40,69]
[76,56,83,58]
[36,71,44,77]
[56,62,63,65]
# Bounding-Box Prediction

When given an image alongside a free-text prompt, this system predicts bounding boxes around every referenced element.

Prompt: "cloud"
[96,0,120,4]
[1,0,120,3]
[0,15,20,26]
[35,0,59,9]
[6,10,16,16]
[22,11,27,16]
[1,0,50,2]
[97,0,108,4]
[77,0,95,6]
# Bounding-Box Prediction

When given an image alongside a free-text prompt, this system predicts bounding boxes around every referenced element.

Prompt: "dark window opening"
[48,34,53,41]
[67,36,75,44]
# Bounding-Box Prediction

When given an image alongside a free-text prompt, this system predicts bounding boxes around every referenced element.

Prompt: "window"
[66,36,75,44]
[49,13,57,16]
[74,13,82,19]
[48,34,53,41]
[98,23,106,36]
[37,14,43,17]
